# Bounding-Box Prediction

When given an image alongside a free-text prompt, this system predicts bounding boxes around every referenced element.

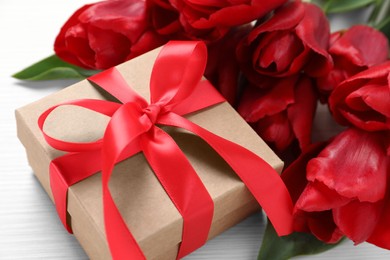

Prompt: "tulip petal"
[333,200,384,244]
[64,24,96,69]
[238,77,297,122]
[247,1,305,43]
[296,3,332,77]
[367,191,390,249]
[190,0,288,28]
[54,0,162,70]
[79,0,148,42]
[250,30,307,77]
[306,128,388,202]
[128,30,166,60]
[282,142,327,204]
[329,25,388,67]
[236,1,311,82]
[296,181,351,212]
[87,26,131,69]
[255,112,294,151]
[307,210,344,243]
[288,45,311,76]
[257,32,304,74]
[54,4,95,69]
[332,61,390,88]
[387,134,390,155]
[293,209,344,243]
[338,109,389,131]
[346,83,390,117]
[316,66,349,95]
[340,80,390,130]
[292,209,311,233]
[329,31,342,46]
[150,2,182,35]
[205,25,252,105]
[345,84,379,112]
[287,76,317,149]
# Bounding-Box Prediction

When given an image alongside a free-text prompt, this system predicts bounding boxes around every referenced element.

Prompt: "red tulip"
[317,25,388,97]
[329,61,390,131]
[237,1,332,86]
[148,0,183,36]
[205,25,252,105]
[54,0,165,69]
[168,0,287,40]
[238,75,317,151]
[283,128,390,247]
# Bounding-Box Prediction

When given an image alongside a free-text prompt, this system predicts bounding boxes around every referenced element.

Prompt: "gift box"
[16,42,289,259]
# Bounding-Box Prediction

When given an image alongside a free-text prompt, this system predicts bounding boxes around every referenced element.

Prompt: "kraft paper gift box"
[15,44,284,259]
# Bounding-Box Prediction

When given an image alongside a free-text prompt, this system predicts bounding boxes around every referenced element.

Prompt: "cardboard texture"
[16,46,284,260]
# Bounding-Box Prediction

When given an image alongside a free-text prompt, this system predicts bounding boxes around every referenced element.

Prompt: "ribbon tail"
[101,103,154,260]
[102,182,146,260]
[101,141,147,260]
[141,127,214,259]
[159,113,294,236]
[50,150,103,232]
[49,135,143,234]
[101,148,146,259]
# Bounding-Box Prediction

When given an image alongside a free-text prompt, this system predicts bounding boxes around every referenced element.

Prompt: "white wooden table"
[1,1,389,259]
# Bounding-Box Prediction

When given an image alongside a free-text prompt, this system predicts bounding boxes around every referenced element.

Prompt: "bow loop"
[38,99,122,153]
[150,41,208,108]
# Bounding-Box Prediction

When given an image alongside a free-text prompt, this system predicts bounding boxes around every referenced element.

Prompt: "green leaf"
[368,0,383,25]
[376,16,390,39]
[13,55,100,81]
[324,0,377,14]
[369,0,390,28]
[258,222,343,260]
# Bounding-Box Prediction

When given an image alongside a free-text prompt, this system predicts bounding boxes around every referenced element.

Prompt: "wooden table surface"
[1,1,389,259]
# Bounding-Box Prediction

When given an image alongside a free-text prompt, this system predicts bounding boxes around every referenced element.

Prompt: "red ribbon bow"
[38,41,293,259]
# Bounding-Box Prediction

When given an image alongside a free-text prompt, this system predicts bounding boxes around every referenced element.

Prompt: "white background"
[1,1,390,259]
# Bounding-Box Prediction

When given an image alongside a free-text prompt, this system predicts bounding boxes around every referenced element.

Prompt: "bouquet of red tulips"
[14,0,390,259]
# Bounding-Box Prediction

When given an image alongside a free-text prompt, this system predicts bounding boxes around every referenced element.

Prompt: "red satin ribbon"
[38,41,293,260]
